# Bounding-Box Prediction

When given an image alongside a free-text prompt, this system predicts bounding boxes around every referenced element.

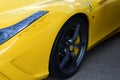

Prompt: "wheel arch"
[68,13,89,32]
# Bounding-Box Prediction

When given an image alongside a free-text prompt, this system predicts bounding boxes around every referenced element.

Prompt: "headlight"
[0,11,48,44]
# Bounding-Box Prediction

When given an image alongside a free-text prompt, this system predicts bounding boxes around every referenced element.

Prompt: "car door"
[90,0,120,44]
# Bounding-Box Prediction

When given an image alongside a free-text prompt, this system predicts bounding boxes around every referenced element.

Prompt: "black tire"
[49,16,88,79]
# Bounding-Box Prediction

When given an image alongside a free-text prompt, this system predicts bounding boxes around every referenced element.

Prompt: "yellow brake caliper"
[74,36,80,55]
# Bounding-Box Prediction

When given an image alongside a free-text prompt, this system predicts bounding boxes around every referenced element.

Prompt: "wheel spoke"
[72,58,77,67]
[60,48,71,68]
[69,52,77,67]
[73,42,85,48]
[69,24,80,43]
[70,52,76,59]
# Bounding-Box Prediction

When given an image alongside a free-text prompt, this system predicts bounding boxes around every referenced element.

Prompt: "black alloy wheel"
[49,16,88,79]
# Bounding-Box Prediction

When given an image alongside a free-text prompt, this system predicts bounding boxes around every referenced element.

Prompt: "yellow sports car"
[0,0,120,80]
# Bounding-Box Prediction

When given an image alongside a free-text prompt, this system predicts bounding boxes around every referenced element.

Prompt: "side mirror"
[97,0,107,4]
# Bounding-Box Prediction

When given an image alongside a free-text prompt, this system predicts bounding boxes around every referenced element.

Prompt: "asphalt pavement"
[46,33,120,80]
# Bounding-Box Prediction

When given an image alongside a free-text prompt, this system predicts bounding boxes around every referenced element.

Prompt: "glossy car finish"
[0,0,120,80]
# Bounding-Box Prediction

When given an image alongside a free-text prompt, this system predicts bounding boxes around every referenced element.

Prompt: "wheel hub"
[69,45,74,51]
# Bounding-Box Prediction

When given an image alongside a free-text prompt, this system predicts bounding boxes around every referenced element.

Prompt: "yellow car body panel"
[0,0,120,80]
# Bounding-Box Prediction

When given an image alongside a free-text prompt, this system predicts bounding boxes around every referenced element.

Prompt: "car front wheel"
[49,16,88,79]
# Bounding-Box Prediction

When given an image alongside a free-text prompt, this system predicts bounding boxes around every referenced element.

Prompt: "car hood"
[0,0,61,12]
[0,0,89,29]
[0,0,61,28]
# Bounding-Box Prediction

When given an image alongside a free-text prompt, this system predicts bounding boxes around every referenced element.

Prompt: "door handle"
[97,0,107,4]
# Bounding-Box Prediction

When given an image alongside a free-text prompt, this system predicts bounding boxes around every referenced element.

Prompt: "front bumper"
[0,62,48,80]
[0,27,50,80]
[0,11,52,80]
